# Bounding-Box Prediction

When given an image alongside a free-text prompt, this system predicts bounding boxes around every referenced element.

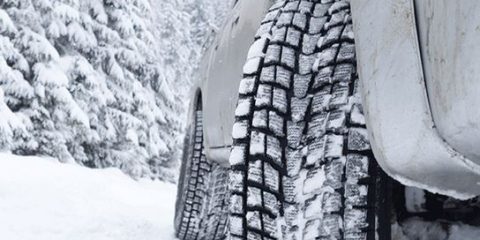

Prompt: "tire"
[175,96,229,240]
[228,1,390,239]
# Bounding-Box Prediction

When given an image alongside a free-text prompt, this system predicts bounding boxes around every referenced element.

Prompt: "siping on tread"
[229,1,384,239]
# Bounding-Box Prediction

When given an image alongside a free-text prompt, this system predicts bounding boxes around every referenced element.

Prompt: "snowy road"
[0,153,178,240]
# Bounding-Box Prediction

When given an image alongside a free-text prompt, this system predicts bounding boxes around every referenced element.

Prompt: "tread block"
[239,77,257,95]
[327,110,346,132]
[269,111,285,137]
[281,46,297,69]
[287,120,306,149]
[256,21,274,38]
[230,145,247,166]
[272,26,288,43]
[291,96,311,122]
[329,1,350,15]
[265,44,282,64]
[263,10,280,23]
[298,1,314,14]
[273,87,288,113]
[313,3,330,18]
[246,210,262,230]
[329,84,349,108]
[324,157,345,190]
[348,128,370,151]
[337,42,355,62]
[309,16,327,35]
[314,44,339,69]
[322,191,342,213]
[346,154,369,182]
[235,97,253,117]
[313,66,334,89]
[332,63,354,84]
[306,135,326,166]
[325,134,344,159]
[277,12,295,27]
[244,57,263,75]
[270,0,287,11]
[293,13,307,30]
[299,54,316,74]
[255,84,273,108]
[262,213,278,237]
[260,65,276,83]
[248,36,269,59]
[229,215,244,236]
[247,187,263,209]
[263,190,280,216]
[341,24,355,41]
[286,27,301,46]
[229,194,243,214]
[284,202,299,226]
[307,113,328,140]
[264,161,280,193]
[266,136,283,167]
[284,1,300,12]
[250,130,266,155]
[326,10,347,30]
[248,160,264,185]
[293,74,312,98]
[303,33,321,55]
[345,183,368,207]
[286,148,302,177]
[322,25,344,47]
[344,208,368,234]
[229,170,245,193]
[232,120,249,139]
[276,65,292,89]
[253,109,268,129]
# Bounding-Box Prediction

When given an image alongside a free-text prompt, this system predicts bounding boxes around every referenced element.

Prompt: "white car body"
[352,0,480,199]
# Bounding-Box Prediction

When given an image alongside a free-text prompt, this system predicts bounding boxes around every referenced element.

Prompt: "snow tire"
[228,1,390,239]
[175,96,229,240]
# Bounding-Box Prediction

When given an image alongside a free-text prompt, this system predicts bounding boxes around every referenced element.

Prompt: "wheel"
[228,1,391,239]
[175,94,229,240]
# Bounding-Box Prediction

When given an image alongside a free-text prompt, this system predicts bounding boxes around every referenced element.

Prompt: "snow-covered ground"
[2,153,480,240]
[0,153,177,240]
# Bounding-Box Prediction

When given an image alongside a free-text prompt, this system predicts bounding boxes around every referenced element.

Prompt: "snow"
[0,153,177,240]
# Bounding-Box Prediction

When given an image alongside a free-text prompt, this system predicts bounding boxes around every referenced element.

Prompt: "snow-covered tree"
[0,0,232,180]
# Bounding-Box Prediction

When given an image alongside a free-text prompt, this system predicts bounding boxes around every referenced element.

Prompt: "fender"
[351,0,480,199]
[201,0,274,166]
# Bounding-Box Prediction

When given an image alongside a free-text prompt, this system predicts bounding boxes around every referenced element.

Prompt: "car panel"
[202,0,273,165]
[415,0,480,164]
[351,0,480,199]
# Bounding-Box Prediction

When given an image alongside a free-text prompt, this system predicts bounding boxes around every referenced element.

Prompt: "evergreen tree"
[0,0,232,180]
